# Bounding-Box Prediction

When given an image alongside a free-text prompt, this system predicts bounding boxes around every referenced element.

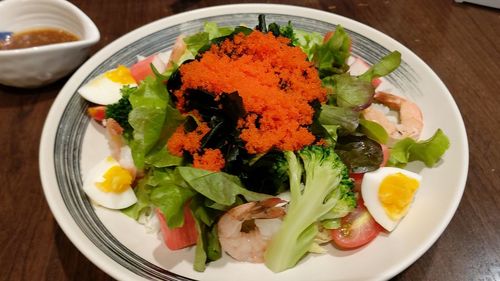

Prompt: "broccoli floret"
[264,145,356,272]
[105,85,135,137]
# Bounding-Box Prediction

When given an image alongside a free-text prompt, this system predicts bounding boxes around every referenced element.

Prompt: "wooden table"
[1,0,499,280]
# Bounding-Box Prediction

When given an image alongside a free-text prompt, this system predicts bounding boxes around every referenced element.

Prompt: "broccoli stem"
[264,146,354,272]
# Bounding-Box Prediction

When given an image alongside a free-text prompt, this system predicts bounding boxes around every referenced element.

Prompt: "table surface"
[1,0,499,280]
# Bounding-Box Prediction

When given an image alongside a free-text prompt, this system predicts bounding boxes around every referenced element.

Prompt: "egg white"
[78,72,137,105]
[361,167,422,231]
[82,156,137,209]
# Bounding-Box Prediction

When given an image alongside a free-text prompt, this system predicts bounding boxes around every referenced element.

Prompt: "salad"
[79,15,450,273]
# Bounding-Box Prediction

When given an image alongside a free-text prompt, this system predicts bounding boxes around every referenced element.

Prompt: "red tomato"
[156,204,198,250]
[349,172,364,192]
[323,31,334,43]
[130,55,156,83]
[331,198,383,250]
[372,78,382,88]
[87,106,106,122]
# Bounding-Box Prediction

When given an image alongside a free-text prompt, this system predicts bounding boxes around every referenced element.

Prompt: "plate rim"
[39,3,469,281]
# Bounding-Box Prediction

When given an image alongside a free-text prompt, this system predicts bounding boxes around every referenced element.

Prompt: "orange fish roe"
[193,148,225,172]
[175,31,327,154]
[167,122,210,156]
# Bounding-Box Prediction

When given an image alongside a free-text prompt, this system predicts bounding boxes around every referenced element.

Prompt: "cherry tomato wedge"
[331,199,383,250]
[87,106,106,122]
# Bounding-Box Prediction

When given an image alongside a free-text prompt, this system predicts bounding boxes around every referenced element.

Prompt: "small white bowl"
[0,0,100,88]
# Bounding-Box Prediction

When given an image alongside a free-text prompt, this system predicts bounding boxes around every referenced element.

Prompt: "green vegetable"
[105,85,135,139]
[128,76,169,169]
[312,25,351,77]
[264,145,355,272]
[318,104,359,134]
[128,75,184,169]
[184,22,255,59]
[177,167,269,206]
[121,176,153,220]
[190,193,225,272]
[150,171,197,228]
[279,21,295,42]
[290,29,323,60]
[359,118,389,144]
[358,51,401,82]
[388,129,450,167]
[333,73,374,110]
[335,135,384,173]
[203,22,233,40]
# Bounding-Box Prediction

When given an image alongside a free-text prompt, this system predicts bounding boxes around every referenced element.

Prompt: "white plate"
[39,4,469,281]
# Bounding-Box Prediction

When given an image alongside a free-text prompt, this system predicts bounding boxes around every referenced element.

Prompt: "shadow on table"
[53,223,115,281]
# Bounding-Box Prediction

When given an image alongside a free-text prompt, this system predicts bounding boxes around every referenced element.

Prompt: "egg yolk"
[97,165,133,193]
[105,65,136,84]
[378,173,419,220]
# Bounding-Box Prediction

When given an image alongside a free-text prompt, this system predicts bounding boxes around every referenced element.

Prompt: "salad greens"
[97,15,451,272]
[388,129,450,167]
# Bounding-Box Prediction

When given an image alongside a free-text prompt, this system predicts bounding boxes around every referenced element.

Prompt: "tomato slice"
[331,198,383,250]
[156,204,198,250]
[87,106,106,122]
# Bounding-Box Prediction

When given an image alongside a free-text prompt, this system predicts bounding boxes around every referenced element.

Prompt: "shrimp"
[217,198,286,263]
[104,118,137,178]
[105,118,124,160]
[166,35,186,69]
[362,91,423,144]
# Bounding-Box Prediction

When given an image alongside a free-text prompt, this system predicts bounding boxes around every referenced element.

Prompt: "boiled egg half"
[361,167,421,231]
[78,65,137,105]
[82,156,137,209]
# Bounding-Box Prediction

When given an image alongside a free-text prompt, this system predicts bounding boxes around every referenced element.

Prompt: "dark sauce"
[0,28,79,50]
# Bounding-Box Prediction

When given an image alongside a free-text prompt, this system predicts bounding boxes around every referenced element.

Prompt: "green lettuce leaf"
[149,169,197,228]
[290,29,323,61]
[183,22,237,59]
[128,72,185,169]
[203,22,233,40]
[318,104,359,134]
[190,195,222,272]
[359,118,389,144]
[312,25,351,77]
[333,73,374,110]
[177,167,270,206]
[335,135,384,173]
[184,32,210,57]
[359,51,401,82]
[121,176,153,220]
[388,129,450,167]
[128,76,170,169]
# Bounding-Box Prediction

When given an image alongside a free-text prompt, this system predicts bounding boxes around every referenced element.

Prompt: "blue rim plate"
[39,4,468,281]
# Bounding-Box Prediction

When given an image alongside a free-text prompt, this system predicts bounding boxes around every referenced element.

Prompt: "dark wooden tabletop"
[1,0,499,280]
